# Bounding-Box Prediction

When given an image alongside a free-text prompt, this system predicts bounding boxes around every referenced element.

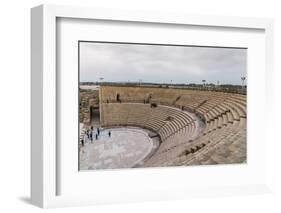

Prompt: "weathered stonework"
[79,85,247,169]
[79,89,99,126]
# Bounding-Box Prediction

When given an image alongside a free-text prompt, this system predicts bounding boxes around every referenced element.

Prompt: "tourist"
[83,132,87,144]
[90,132,93,143]
[91,129,95,141]
[108,131,111,137]
[95,133,98,140]
[97,128,100,135]
[86,129,90,139]
[81,139,84,146]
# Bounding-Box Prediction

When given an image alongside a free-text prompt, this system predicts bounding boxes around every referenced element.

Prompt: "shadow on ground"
[18,196,31,205]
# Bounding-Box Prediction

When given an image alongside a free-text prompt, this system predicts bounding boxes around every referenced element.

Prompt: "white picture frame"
[31,4,274,208]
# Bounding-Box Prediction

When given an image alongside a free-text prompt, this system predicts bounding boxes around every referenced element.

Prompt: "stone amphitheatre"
[79,85,246,170]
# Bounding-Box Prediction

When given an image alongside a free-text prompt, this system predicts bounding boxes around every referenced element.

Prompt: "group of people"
[80,126,111,146]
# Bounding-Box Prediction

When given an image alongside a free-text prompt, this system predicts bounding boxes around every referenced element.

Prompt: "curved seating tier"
[101,103,198,141]
[100,86,247,166]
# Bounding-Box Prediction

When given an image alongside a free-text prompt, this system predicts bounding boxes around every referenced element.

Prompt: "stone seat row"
[182,119,246,165]
[144,118,246,167]
[101,103,196,141]
[99,87,246,166]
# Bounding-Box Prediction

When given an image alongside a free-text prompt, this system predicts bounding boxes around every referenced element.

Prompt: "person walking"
[86,129,90,139]
[97,128,100,136]
[90,131,93,143]
[95,133,98,140]
[108,131,111,137]
[83,132,87,144]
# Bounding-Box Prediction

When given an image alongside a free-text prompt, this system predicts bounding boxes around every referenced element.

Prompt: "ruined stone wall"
[79,89,99,126]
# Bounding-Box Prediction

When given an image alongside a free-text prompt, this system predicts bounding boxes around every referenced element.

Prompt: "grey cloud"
[80,42,247,85]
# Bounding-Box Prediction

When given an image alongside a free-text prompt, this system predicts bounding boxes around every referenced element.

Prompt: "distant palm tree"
[241,77,246,86]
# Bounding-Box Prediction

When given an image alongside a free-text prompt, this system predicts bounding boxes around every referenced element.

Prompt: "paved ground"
[79,127,155,170]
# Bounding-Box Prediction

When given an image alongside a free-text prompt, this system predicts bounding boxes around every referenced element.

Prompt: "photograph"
[78,41,247,170]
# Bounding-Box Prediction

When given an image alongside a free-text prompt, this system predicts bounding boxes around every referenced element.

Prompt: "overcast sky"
[80,42,247,85]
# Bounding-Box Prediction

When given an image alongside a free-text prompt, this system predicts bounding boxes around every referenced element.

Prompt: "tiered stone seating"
[100,86,247,166]
[101,103,196,138]
[179,118,246,165]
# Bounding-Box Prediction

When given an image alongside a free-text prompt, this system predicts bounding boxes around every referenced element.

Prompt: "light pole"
[241,76,246,92]
[202,80,206,88]
[99,77,104,85]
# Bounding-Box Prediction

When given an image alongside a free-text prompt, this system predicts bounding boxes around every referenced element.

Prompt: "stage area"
[79,127,158,170]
